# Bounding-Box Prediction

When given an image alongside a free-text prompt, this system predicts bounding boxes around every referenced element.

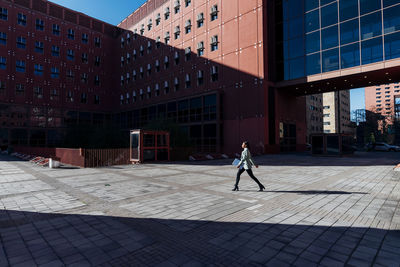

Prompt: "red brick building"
[0,0,307,154]
[117,0,306,154]
[0,0,120,147]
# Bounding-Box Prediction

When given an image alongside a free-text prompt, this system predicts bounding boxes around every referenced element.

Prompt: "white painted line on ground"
[247,204,263,210]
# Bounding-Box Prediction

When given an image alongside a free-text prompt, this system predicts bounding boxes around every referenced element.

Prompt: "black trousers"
[235,168,263,187]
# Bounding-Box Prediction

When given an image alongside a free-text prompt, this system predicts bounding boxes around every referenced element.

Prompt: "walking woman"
[233,141,265,192]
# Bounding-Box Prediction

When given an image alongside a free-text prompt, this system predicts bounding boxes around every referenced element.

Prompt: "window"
[164,81,170,94]
[16,60,25,72]
[147,41,152,53]
[164,7,170,20]
[185,20,192,34]
[322,25,338,50]
[121,75,124,85]
[384,5,400,35]
[174,26,180,39]
[67,70,74,79]
[147,64,152,75]
[16,84,24,95]
[323,122,331,125]
[95,56,101,66]
[361,36,383,64]
[340,0,358,22]
[185,47,191,61]
[197,13,204,28]
[67,29,75,40]
[340,19,359,45]
[0,56,6,69]
[67,49,74,60]
[81,93,87,104]
[16,36,26,49]
[66,91,73,102]
[126,73,130,83]
[0,32,6,45]
[33,87,43,99]
[197,70,204,85]
[94,75,100,86]
[360,11,382,40]
[147,86,151,99]
[376,92,381,94]
[82,33,88,44]
[185,74,191,88]
[210,35,218,51]
[0,81,6,94]
[197,41,204,56]
[35,41,44,54]
[174,77,179,92]
[174,0,180,14]
[155,60,160,72]
[164,56,169,69]
[321,2,337,28]
[185,0,191,7]
[165,32,170,44]
[140,24,145,35]
[384,31,400,60]
[211,66,218,82]
[340,43,360,68]
[360,0,381,15]
[174,51,180,65]
[155,84,160,96]
[53,24,60,35]
[140,67,144,78]
[81,73,88,83]
[94,95,100,104]
[51,67,59,78]
[36,19,44,31]
[51,45,60,57]
[148,19,153,31]
[156,13,161,26]
[81,53,88,63]
[0,7,7,20]
[94,37,101,47]
[323,105,330,109]
[210,5,218,21]
[34,64,43,76]
[121,37,125,48]
[156,37,161,48]
[305,10,319,33]
[322,48,339,72]
[133,70,137,81]
[140,45,144,56]
[17,13,26,26]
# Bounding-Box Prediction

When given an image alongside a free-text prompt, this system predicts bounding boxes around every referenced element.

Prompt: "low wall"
[13,147,85,167]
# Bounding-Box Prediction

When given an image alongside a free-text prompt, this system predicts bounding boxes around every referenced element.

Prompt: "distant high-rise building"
[365,83,400,124]
[323,91,352,134]
[305,94,323,143]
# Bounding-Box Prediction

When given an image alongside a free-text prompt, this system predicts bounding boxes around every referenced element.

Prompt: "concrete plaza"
[0,152,399,266]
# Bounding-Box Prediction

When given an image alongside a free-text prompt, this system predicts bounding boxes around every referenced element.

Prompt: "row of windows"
[121,67,218,88]
[0,82,100,104]
[0,7,102,46]
[124,3,218,42]
[121,38,218,67]
[119,94,217,126]
[0,58,101,84]
[303,5,400,55]
[120,73,218,103]
[290,31,400,79]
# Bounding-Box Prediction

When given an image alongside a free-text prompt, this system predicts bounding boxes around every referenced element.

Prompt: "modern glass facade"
[277,0,400,80]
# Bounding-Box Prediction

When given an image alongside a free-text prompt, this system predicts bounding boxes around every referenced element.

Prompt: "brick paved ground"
[0,152,399,266]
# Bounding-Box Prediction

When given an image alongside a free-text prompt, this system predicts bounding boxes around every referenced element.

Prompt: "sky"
[50,0,366,112]
[50,0,147,25]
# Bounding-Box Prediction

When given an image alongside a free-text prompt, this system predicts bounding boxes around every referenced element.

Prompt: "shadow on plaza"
[0,209,399,266]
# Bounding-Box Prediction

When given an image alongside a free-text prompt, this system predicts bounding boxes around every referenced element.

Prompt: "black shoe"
[258,185,265,192]
[232,186,239,191]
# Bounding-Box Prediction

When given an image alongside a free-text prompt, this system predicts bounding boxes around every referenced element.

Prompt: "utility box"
[130,130,170,163]
[311,134,355,156]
